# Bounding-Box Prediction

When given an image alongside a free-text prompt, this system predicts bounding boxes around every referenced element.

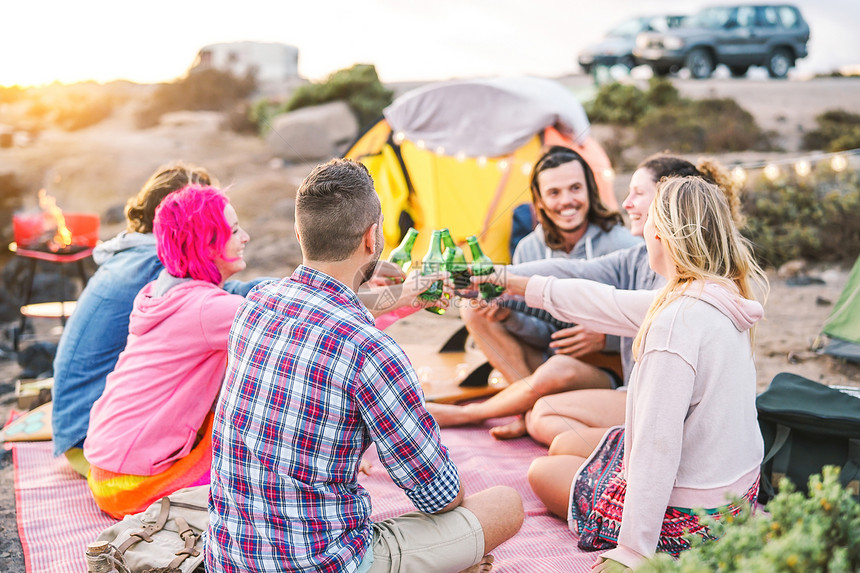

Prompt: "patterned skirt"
[569,426,758,556]
[87,412,213,519]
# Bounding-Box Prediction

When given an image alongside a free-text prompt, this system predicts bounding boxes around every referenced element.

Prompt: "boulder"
[266,101,358,162]
[159,111,226,132]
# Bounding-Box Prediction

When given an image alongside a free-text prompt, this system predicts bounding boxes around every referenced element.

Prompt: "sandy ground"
[0,74,859,569]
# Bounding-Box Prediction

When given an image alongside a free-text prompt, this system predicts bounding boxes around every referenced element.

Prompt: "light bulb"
[831,155,848,172]
[763,164,780,181]
[731,166,747,185]
[794,160,811,177]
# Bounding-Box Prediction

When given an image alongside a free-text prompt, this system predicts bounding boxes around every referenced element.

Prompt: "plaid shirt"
[207,266,461,573]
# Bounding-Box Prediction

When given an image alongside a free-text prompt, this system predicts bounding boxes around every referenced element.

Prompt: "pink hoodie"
[525,277,764,569]
[85,278,243,476]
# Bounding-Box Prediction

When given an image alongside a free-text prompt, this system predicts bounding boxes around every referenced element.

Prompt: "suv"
[633,4,809,79]
[578,14,686,74]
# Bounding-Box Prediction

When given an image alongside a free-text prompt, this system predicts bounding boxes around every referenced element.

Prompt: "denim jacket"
[51,232,267,457]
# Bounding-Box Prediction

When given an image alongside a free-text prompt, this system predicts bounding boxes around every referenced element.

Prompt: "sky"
[2,0,859,87]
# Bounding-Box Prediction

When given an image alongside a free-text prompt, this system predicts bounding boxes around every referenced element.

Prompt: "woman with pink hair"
[84,185,252,518]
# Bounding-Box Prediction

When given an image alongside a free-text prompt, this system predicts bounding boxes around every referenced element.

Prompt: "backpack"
[85,486,208,573]
[756,372,860,504]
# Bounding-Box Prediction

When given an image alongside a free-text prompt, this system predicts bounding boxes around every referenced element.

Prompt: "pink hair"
[153,185,231,284]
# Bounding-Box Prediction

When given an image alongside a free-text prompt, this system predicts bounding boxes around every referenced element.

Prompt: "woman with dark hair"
[85,185,253,518]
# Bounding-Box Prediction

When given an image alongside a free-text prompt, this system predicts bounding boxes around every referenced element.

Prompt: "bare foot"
[459,554,494,573]
[425,402,478,427]
[489,416,527,440]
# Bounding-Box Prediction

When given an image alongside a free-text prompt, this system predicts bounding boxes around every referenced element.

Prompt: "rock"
[265,102,358,162]
[777,259,807,279]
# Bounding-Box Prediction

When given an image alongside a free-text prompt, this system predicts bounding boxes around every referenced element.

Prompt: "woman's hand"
[469,265,530,297]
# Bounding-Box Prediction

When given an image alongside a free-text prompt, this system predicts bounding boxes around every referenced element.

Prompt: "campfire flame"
[38,189,73,251]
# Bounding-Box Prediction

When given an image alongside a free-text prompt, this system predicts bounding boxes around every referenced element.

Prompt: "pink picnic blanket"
[13,424,601,572]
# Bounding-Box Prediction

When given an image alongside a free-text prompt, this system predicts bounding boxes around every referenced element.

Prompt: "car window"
[759,6,780,28]
[735,6,756,28]
[777,6,799,28]
[607,18,647,37]
[684,7,733,29]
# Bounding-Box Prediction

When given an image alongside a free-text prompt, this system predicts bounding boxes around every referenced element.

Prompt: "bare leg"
[461,305,543,384]
[528,455,585,519]
[460,486,524,553]
[427,355,613,428]
[525,388,626,448]
[458,554,494,573]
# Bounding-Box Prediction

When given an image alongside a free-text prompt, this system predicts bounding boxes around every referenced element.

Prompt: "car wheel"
[767,49,792,79]
[651,65,672,77]
[729,65,749,78]
[618,56,636,71]
[685,48,714,79]
[580,63,593,75]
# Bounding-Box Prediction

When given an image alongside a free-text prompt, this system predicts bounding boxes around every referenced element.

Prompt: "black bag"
[756,372,860,504]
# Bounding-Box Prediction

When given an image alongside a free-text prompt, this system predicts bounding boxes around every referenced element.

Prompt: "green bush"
[636,98,767,153]
[803,110,860,152]
[249,64,392,136]
[585,82,649,125]
[136,68,256,128]
[742,167,860,267]
[585,79,769,153]
[285,63,392,132]
[639,467,860,573]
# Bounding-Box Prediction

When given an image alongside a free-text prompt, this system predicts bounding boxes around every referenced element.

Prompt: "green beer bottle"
[440,228,470,292]
[388,227,418,273]
[466,235,504,300]
[419,229,446,315]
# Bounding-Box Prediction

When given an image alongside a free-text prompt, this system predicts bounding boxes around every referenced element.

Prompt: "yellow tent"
[345,77,614,263]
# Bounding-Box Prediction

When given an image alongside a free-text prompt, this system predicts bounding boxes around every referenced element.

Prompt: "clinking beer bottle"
[388,227,418,273]
[440,228,470,292]
[466,235,504,300]
[419,229,446,315]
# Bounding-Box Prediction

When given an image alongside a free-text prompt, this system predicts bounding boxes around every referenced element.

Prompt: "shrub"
[639,467,860,572]
[742,167,860,267]
[52,90,118,131]
[283,64,392,132]
[136,68,256,128]
[802,110,860,152]
[585,82,648,125]
[636,98,767,153]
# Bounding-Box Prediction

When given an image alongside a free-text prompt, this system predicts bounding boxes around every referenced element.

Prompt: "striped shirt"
[207,265,460,573]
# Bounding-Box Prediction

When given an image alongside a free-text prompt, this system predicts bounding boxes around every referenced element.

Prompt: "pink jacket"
[85,278,244,476]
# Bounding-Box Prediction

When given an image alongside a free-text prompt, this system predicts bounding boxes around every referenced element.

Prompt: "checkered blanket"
[13,423,601,572]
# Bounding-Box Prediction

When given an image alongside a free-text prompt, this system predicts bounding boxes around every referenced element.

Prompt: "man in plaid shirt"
[207,159,523,573]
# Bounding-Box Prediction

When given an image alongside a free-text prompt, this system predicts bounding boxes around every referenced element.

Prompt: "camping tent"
[344,76,615,263]
[821,255,860,362]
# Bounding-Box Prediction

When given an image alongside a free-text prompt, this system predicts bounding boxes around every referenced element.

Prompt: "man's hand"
[549,326,606,358]
[469,300,511,322]
[368,260,406,287]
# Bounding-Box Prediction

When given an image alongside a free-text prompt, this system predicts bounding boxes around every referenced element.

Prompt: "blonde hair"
[632,176,768,358]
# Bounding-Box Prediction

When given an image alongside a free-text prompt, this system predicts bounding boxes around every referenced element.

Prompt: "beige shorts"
[366,507,485,573]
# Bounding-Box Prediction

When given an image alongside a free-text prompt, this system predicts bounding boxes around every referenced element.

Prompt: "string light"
[389,132,859,181]
[763,164,781,181]
[832,155,848,172]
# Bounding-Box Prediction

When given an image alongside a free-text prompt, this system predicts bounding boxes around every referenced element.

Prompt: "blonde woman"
[479,176,767,571]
